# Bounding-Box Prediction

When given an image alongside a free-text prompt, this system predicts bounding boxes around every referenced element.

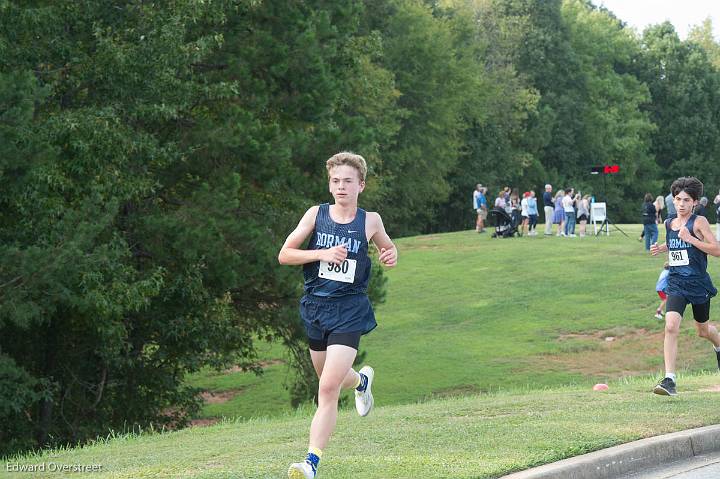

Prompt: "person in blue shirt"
[654,262,669,320]
[665,189,676,218]
[650,177,720,396]
[279,152,397,478]
[527,190,539,236]
[473,184,488,233]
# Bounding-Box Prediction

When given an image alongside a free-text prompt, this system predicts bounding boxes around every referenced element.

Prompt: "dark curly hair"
[670,177,703,201]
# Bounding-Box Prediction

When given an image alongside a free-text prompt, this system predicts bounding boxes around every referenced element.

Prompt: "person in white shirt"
[520,192,530,236]
[562,188,576,237]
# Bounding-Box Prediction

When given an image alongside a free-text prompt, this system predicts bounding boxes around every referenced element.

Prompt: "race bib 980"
[318,259,357,283]
[668,249,689,266]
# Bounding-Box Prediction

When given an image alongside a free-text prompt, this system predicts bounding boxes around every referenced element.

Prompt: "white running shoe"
[288,461,315,479]
[355,366,374,417]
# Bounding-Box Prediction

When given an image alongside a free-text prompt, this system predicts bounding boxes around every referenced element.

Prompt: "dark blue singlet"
[303,203,372,298]
[665,215,717,304]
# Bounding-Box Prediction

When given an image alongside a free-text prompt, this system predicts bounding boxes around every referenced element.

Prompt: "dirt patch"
[543,329,664,376]
[223,359,284,373]
[190,418,220,427]
[522,327,717,378]
[201,389,242,404]
[699,385,720,392]
[557,327,650,342]
[431,384,485,399]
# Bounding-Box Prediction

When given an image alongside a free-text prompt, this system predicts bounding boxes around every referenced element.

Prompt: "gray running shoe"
[653,377,677,396]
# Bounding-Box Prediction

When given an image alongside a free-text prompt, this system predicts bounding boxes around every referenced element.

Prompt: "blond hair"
[655,195,665,210]
[326,152,367,182]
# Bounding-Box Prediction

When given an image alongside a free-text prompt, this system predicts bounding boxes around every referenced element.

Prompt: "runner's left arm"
[368,212,397,267]
[678,216,720,257]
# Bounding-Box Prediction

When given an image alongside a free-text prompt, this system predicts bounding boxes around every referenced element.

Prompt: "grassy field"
[6,225,720,478]
[187,224,720,422]
[5,372,720,478]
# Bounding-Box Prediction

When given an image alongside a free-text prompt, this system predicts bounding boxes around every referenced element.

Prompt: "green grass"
[185,341,291,420]
[6,226,720,478]
[6,372,720,478]
[187,225,720,420]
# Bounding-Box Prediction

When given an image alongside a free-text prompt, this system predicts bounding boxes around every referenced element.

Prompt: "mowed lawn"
[7,373,720,479]
[187,224,720,422]
[7,226,720,479]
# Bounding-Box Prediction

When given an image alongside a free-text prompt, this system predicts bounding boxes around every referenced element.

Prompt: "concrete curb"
[500,424,720,479]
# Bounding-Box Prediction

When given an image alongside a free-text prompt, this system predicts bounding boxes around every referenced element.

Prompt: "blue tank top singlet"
[665,214,717,303]
[303,203,372,298]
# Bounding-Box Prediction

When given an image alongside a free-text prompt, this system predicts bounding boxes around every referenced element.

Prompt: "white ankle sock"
[665,372,676,381]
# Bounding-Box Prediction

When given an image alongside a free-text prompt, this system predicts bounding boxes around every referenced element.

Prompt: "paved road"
[621,452,720,478]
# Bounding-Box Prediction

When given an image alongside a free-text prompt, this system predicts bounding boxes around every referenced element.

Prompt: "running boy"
[278,152,397,478]
[650,177,720,396]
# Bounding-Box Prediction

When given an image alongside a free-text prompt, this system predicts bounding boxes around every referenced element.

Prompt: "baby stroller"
[489,207,519,238]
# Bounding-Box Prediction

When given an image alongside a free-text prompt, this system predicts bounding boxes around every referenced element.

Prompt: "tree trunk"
[36,319,58,447]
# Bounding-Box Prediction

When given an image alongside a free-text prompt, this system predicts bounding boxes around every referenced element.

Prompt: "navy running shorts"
[299,294,377,351]
[308,331,363,351]
[666,295,710,323]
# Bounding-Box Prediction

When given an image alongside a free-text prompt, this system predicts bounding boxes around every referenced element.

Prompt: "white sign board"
[591,202,607,235]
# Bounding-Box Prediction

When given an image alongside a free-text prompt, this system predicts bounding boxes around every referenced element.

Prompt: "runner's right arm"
[278,206,347,265]
[650,242,667,256]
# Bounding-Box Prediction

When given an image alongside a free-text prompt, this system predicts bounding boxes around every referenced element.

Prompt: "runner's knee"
[317,379,342,400]
[696,325,709,338]
[665,322,680,335]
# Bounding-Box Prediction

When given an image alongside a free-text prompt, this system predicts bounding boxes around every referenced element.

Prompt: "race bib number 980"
[318,259,357,283]
[668,249,689,266]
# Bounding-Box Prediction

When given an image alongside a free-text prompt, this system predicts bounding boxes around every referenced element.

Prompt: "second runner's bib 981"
[668,249,689,266]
